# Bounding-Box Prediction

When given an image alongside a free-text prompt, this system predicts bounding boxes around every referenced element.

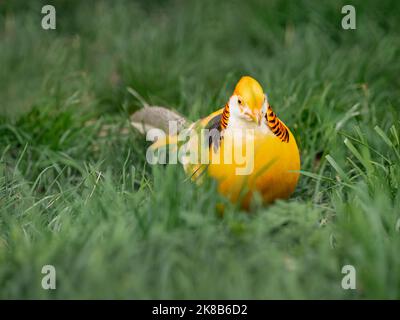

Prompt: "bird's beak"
[244,110,262,125]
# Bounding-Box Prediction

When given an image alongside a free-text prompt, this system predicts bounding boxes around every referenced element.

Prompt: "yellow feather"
[146,76,300,209]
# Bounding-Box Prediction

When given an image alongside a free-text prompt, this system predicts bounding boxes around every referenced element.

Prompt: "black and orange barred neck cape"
[265,105,289,143]
[216,103,289,143]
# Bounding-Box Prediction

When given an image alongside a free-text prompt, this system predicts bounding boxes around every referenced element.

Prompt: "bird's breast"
[206,128,300,208]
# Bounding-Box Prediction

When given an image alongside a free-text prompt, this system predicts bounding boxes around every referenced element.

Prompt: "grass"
[0,0,399,299]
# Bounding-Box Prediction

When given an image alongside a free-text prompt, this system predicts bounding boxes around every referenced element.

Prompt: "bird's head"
[228,76,268,126]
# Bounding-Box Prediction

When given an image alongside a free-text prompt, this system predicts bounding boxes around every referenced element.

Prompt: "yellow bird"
[131,76,300,209]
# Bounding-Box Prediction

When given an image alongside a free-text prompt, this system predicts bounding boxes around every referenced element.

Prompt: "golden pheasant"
[131,76,300,209]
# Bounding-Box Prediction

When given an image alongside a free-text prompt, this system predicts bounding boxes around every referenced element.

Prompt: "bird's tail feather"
[130,106,189,135]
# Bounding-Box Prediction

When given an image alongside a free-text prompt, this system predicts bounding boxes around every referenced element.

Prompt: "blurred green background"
[0,0,399,298]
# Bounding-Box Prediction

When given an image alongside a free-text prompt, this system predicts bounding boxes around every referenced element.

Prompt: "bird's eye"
[238,98,242,105]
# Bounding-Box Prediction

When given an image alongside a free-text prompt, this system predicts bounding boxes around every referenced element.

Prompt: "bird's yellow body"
[148,76,300,209]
